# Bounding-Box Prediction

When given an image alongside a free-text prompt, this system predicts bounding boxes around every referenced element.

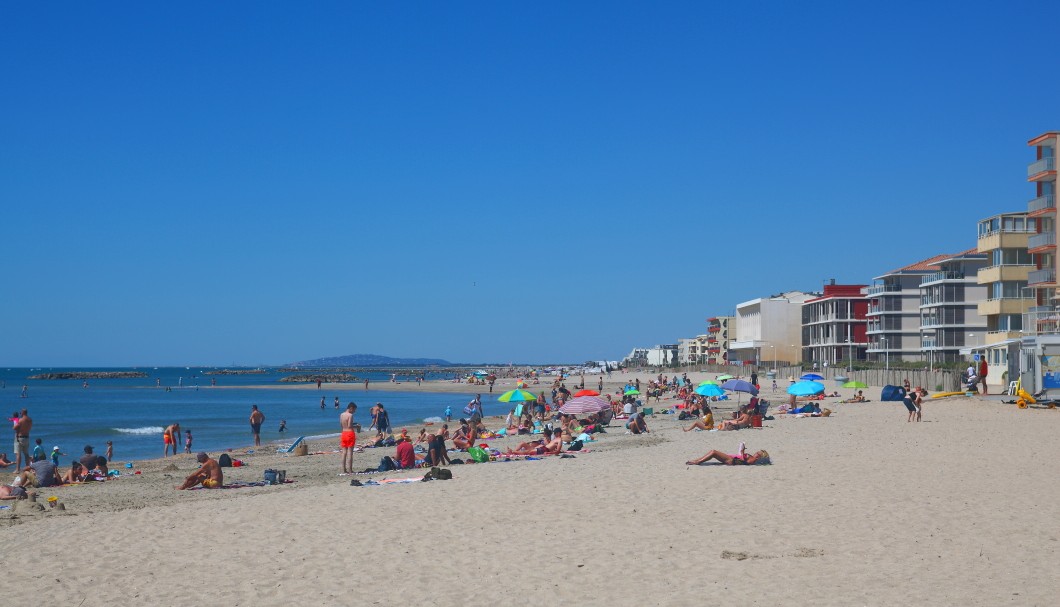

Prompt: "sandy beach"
[3,374,1058,606]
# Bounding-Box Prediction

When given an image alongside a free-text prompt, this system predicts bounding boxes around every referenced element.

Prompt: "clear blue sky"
[1,2,1057,366]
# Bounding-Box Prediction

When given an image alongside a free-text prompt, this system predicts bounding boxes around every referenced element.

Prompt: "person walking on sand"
[163,423,180,457]
[978,358,989,395]
[340,403,358,474]
[13,408,32,470]
[249,405,265,447]
[364,378,369,390]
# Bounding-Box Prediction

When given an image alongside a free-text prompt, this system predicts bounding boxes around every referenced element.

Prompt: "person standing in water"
[249,405,265,447]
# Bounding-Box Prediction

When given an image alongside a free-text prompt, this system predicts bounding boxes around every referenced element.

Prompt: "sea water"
[0,367,488,462]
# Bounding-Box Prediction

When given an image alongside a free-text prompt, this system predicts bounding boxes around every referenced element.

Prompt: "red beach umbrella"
[573,389,600,397]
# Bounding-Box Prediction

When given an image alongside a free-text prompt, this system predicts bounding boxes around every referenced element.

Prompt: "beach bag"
[567,440,584,452]
[463,404,476,415]
[218,453,233,468]
[467,447,489,463]
[378,456,397,472]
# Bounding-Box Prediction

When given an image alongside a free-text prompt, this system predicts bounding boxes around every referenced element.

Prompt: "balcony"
[865,284,902,296]
[977,264,1033,284]
[978,297,1032,316]
[1028,268,1056,286]
[1028,231,1056,251]
[1024,306,1060,336]
[920,271,965,285]
[1028,156,1056,179]
[1028,193,1056,215]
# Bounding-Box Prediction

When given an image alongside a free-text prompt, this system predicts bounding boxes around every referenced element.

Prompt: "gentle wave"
[422,416,443,423]
[113,426,164,435]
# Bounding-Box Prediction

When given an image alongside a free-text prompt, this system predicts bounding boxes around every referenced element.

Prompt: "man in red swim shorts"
[162,423,180,458]
[339,402,358,474]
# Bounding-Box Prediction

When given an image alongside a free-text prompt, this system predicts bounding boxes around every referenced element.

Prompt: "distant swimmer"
[21,385,28,398]
[334,396,340,409]
[278,419,287,433]
[320,396,326,410]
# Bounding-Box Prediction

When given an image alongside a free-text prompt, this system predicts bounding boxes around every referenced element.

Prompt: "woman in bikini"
[506,429,562,456]
[686,443,769,466]
[683,403,715,432]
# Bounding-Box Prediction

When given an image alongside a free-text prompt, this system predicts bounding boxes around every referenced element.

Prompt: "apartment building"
[730,291,816,367]
[1022,131,1060,393]
[975,211,1033,387]
[801,282,868,367]
[677,335,711,365]
[706,316,737,364]
[865,255,951,363]
[919,249,989,365]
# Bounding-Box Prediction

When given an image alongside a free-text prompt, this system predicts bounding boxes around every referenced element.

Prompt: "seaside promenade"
[2,374,1057,606]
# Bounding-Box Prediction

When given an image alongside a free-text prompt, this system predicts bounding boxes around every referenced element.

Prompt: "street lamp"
[881,336,889,373]
[847,338,852,373]
[770,345,776,372]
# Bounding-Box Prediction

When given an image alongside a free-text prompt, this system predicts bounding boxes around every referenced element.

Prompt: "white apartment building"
[919,249,989,365]
[729,291,816,367]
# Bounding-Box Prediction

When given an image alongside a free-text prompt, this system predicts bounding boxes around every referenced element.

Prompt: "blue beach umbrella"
[788,380,825,397]
[498,389,537,403]
[694,384,724,397]
[800,373,824,381]
[720,379,759,396]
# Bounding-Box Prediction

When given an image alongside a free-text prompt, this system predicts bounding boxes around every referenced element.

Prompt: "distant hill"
[286,354,453,368]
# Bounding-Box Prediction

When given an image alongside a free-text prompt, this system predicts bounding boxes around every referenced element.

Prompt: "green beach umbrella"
[842,381,868,389]
[498,389,537,403]
[624,389,640,395]
[697,380,719,386]
[716,374,735,381]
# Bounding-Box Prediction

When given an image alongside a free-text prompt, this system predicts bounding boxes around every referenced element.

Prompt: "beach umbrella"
[559,396,611,415]
[624,389,640,395]
[697,380,719,386]
[716,374,735,381]
[800,373,824,381]
[720,379,758,395]
[574,389,600,397]
[842,381,868,389]
[695,384,724,397]
[498,389,537,403]
[788,380,825,397]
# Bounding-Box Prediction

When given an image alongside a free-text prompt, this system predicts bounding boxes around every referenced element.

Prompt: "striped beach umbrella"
[558,396,611,415]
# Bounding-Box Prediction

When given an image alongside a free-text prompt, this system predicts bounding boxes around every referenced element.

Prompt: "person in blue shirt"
[444,405,452,422]
[32,438,46,462]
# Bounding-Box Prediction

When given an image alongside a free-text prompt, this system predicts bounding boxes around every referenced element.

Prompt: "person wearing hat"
[50,445,66,466]
[177,452,223,490]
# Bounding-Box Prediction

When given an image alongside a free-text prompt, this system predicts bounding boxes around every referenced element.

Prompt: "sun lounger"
[277,436,305,454]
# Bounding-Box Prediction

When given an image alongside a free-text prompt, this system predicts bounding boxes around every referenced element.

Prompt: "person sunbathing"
[177,452,223,490]
[0,485,28,500]
[686,443,769,466]
[451,422,473,450]
[506,430,562,456]
[62,462,86,484]
[683,407,715,432]
[719,411,752,430]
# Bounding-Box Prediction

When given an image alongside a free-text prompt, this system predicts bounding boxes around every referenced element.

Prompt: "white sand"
[3,376,1058,606]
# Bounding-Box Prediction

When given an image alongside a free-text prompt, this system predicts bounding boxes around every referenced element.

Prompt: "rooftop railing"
[920,271,965,285]
[865,284,903,295]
